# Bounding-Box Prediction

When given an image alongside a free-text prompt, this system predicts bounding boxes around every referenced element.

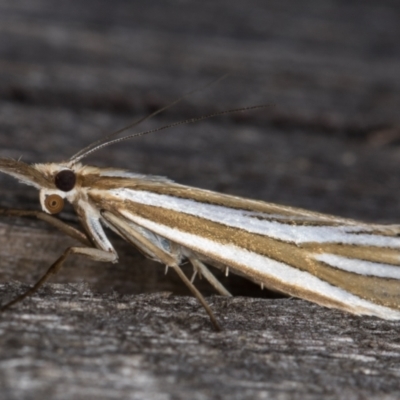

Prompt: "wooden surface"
[0,1,400,399]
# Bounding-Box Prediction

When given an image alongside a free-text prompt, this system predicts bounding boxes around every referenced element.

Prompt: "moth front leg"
[1,203,118,311]
[1,246,117,311]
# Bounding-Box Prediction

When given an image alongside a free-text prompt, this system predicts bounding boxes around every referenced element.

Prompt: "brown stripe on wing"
[302,242,400,266]
[82,174,361,226]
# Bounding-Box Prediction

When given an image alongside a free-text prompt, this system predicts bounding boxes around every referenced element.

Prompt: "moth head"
[38,167,78,214]
[0,158,78,215]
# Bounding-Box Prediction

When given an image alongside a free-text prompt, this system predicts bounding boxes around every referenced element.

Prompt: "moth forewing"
[85,176,400,320]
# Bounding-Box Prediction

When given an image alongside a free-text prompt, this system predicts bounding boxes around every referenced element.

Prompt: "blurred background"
[0,0,399,296]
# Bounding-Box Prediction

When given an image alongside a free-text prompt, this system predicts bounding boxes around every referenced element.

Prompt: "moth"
[1,108,400,330]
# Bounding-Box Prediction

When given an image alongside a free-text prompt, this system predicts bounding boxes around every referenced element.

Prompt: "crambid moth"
[1,108,400,330]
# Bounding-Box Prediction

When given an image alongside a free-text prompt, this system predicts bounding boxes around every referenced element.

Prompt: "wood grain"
[1,1,400,399]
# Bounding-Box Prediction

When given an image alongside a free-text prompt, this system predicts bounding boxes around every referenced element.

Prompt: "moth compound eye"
[55,169,76,192]
[45,194,64,214]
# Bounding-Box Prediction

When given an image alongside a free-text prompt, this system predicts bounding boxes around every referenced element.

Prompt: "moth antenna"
[70,74,229,162]
[69,104,270,163]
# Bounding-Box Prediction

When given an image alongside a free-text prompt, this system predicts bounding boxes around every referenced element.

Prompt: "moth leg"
[102,211,222,331]
[171,263,222,331]
[102,210,178,265]
[0,208,91,246]
[188,257,232,297]
[1,246,116,311]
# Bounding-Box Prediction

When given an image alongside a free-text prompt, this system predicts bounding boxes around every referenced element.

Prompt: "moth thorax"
[55,169,76,191]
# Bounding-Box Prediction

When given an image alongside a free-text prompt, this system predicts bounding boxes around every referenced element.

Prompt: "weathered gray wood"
[2,284,400,400]
[1,0,400,399]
